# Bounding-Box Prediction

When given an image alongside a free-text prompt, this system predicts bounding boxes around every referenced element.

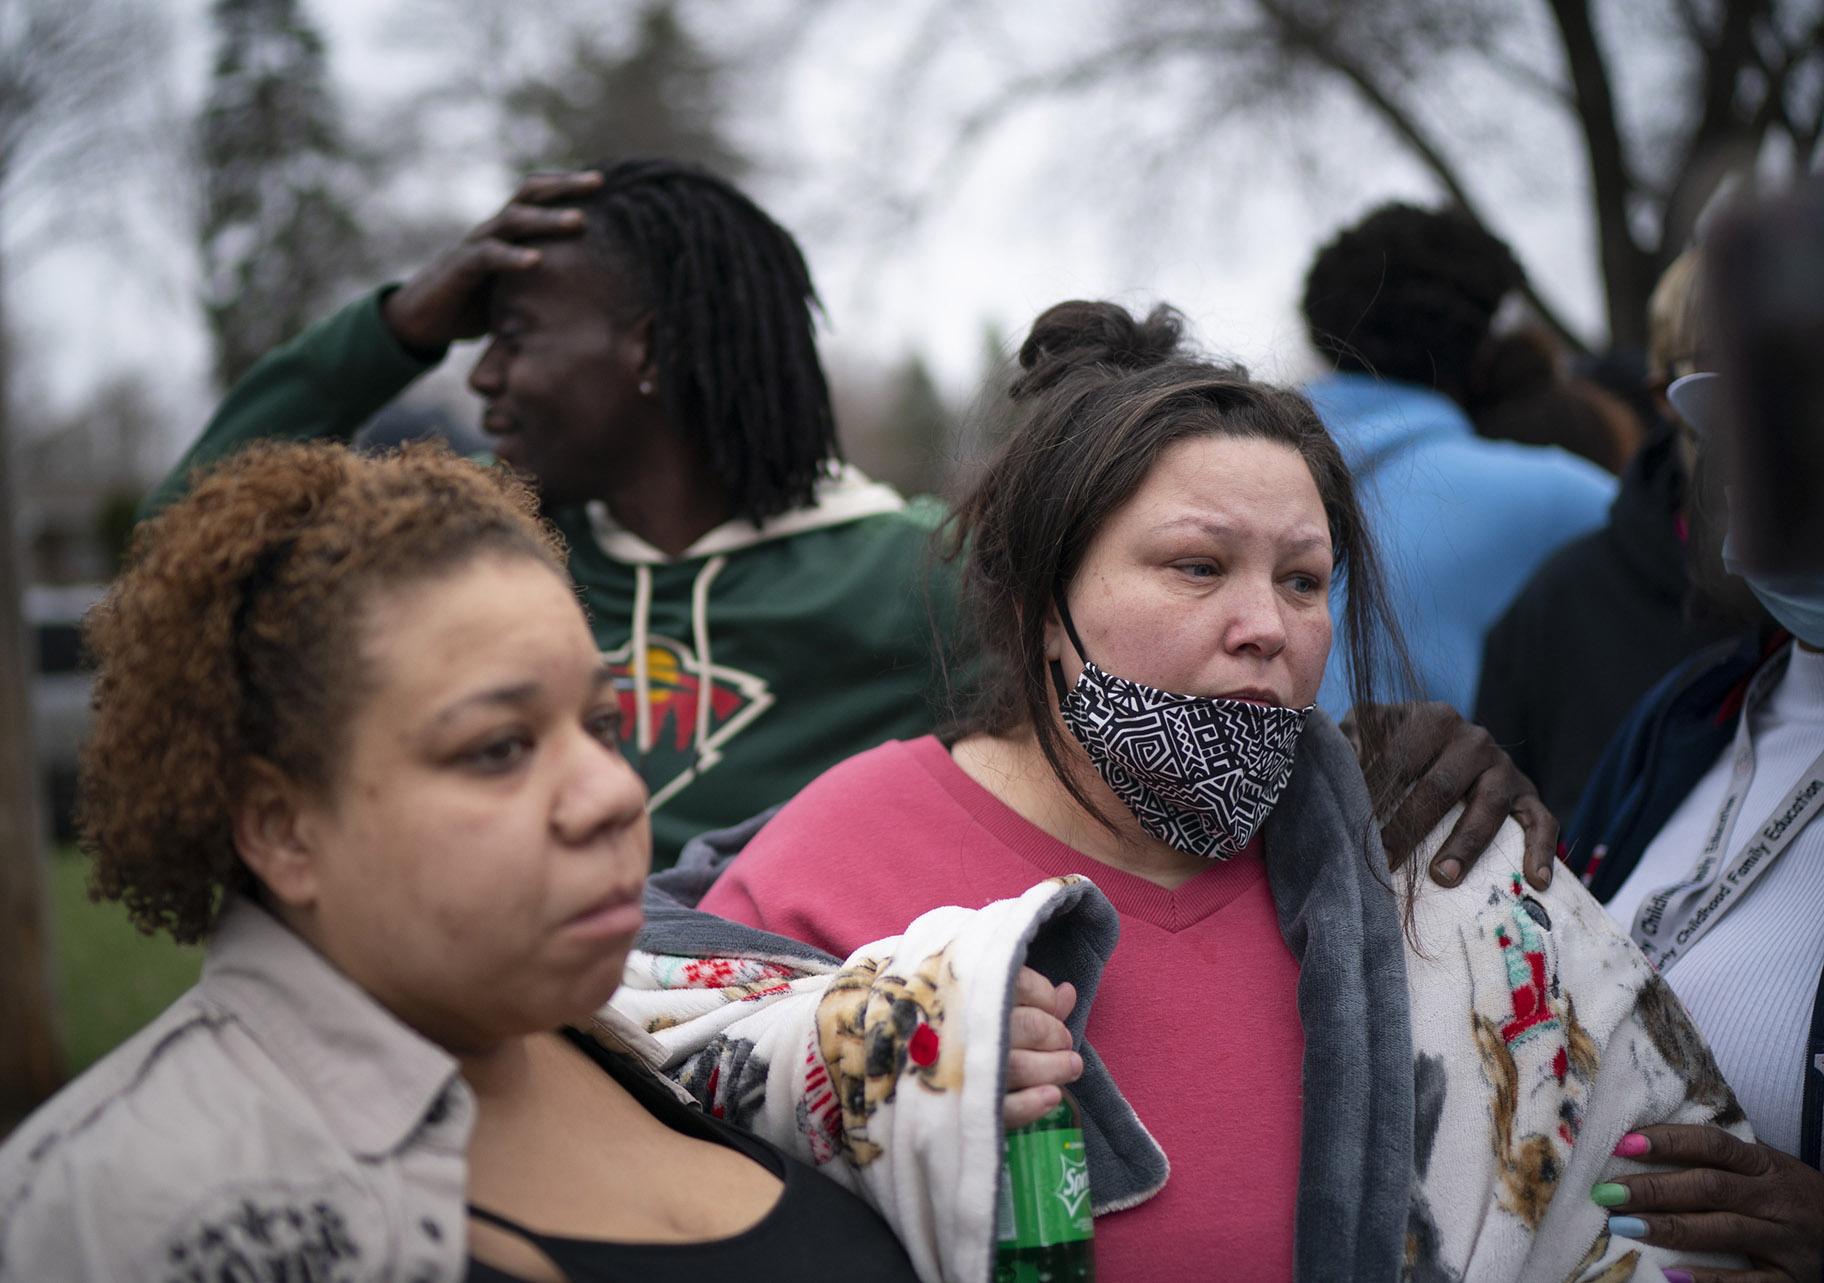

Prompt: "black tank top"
[464,1029,921,1283]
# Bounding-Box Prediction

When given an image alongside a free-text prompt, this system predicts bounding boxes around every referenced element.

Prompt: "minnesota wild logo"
[603,635,774,809]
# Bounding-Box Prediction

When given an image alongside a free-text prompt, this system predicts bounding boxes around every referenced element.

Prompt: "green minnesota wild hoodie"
[144,290,965,868]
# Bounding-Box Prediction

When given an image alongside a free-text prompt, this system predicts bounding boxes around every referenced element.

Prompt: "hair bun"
[1011,301,1186,400]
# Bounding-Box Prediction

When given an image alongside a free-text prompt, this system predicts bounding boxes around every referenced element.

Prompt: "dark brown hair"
[944,299,1416,827]
[80,441,567,943]
[1467,326,1644,473]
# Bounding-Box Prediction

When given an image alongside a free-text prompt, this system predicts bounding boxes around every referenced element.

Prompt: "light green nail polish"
[1590,1182,1628,1207]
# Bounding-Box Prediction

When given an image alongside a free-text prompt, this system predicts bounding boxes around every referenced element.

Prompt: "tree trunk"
[1545,0,1655,351]
[0,251,65,1137]
[1257,0,1594,352]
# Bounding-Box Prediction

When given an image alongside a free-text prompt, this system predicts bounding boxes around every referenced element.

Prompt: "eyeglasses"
[1666,371,1723,439]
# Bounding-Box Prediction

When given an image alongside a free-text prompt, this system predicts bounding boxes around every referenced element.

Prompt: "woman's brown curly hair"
[79,441,568,944]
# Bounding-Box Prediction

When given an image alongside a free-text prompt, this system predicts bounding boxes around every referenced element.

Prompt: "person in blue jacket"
[1300,203,1617,716]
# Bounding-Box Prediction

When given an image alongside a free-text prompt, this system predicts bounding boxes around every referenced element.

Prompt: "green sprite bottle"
[994,1091,1095,1282]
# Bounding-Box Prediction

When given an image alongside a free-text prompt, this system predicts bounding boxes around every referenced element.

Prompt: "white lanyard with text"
[1630,645,1824,972]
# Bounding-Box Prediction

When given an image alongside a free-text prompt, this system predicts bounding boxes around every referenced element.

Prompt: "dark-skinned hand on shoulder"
[1341,701,1558,891]
[381,170,606,356]
[1591,1124,1823,1283]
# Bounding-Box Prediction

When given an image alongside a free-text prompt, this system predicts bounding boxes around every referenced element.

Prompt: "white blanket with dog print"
[604,874,1121,1283]
[1401,811,1753,1283]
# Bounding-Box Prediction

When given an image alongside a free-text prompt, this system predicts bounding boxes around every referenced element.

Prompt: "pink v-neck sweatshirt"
[699,736,1303,1283]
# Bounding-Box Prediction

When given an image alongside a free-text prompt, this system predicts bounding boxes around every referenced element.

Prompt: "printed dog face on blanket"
[814,945,965,1165]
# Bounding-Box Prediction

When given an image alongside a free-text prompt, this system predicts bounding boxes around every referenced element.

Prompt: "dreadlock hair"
[1302,202,1524,405]
[562,157,838,524]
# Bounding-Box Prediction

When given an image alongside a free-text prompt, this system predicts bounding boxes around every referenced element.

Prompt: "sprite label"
[998,1128,1092,1245]
[995,1094,1095,1282]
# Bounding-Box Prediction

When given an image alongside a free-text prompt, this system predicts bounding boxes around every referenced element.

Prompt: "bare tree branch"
[1805,40,1824,163]
[1657,0,1772,257]
[881,26,1260,237]
[0,0,170,1128]
[802,0,1820,354]
[1754,10,1824,160]
[0,0,163,196]
[923,0,1599,348]
[1479,49,1576,108]
[0,313,60,1132]
[1539,0,1655,347]
[1249,0,1590,349]
[1671,0,1713,45]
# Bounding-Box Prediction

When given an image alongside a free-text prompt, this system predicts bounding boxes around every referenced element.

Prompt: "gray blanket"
[1261,710,1415,1281]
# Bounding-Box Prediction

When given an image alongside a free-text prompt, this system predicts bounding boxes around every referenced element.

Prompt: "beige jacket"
[0,875,1120,1283]
[0,900,686,1283]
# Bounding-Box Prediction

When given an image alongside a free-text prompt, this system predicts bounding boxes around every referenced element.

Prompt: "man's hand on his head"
[382,170,605,355]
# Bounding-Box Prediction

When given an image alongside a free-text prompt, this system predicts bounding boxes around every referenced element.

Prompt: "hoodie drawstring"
[691,555,728,768]
[629,556,727,769]
[632,563,653,755]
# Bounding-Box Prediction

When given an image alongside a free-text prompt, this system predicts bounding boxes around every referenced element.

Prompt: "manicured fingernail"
[1607,1215,1647,1239]
[1590,1182,1628,1207]
[1612,1132,1650,1158]
[1434,858,1463,884]
[1661,1272,1693,1283]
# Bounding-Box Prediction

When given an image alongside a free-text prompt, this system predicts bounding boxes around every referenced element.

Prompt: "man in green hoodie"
[146,161,1556,881]
[147,161,962,868]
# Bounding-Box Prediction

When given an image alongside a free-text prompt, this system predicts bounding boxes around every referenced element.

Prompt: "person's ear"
[232,759,323,911]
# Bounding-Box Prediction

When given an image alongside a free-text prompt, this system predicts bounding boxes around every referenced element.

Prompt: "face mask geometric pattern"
[1059,660,1310,858]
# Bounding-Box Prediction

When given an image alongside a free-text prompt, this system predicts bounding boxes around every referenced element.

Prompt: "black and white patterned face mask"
[1050,594,1311,859]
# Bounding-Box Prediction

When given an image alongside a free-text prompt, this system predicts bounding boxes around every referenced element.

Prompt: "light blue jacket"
[1307,373,1616,716]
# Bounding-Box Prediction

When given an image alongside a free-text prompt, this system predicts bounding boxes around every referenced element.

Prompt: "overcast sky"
[12,0,1613,469]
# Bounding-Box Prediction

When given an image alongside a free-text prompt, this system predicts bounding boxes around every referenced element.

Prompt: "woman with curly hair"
[0,441,1085,1283]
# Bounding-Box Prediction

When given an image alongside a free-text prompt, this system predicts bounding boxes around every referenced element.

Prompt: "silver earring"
[639,380,655,396]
